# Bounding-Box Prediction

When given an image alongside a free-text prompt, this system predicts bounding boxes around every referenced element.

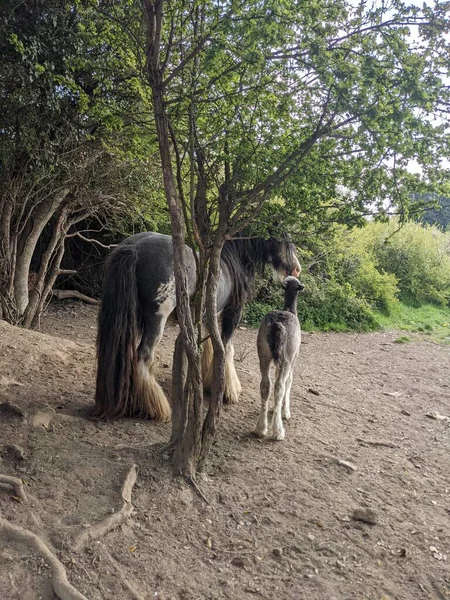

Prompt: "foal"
[254,276,304,440]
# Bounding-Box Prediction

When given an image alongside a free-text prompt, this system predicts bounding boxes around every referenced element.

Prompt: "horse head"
[267,238,301,281]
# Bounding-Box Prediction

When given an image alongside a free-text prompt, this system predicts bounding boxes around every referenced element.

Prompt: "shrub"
[353,220,450,306]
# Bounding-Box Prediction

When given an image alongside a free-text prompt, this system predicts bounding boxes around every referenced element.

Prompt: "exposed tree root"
[0,474,28,502]
[73,464,138,552]
[0,517,88,600]
[186,476,212,506]
[100,547,146,600]
[156,439,177,455]
[51,289,99,305]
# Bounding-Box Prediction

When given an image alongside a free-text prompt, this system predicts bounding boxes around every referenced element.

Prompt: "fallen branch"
[73,465,138,552]
[356,438,398,448]
[0,474,28,502]
[0,517,88,600]
[51,289,99,305]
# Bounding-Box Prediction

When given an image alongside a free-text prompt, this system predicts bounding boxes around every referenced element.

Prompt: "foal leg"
[271,364,290,440]
[254,360,272,437]
[282,367,294,420]
[134,312,171,421]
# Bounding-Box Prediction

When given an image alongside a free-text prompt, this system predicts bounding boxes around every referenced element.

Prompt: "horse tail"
[267,319,286,363]
[94,244,140,420]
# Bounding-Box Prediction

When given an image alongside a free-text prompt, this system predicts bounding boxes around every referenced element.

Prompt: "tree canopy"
[139,0,450,243]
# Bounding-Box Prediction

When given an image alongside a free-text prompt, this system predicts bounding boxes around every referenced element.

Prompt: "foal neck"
[283,290,299,315]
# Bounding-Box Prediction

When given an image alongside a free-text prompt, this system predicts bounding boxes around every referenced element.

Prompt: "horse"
[94,231,301,422]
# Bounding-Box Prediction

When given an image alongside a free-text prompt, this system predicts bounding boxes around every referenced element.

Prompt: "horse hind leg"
[202,338,241,404]
[132,314,171,422]
[254,360,272,437]
[271,364,290,440]
[223,341,242,404]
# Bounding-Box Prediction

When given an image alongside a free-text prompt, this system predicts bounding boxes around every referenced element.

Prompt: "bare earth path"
[0,301,449,600]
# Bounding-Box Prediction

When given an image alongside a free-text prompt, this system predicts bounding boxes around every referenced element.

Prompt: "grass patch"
[374,302,450,343]
[394,335,410,344]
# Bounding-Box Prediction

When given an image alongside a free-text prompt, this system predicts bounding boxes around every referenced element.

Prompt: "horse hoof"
[223,393,240,405]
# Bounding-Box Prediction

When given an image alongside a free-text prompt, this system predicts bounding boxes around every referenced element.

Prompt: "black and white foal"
[254,276,304,440]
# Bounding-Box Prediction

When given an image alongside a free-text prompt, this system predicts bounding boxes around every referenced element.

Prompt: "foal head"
[267,238,301,280]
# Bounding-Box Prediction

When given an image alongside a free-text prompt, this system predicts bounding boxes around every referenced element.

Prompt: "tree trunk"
[14,188,70,318]
[144,0,204,476]
[22,202,70,328]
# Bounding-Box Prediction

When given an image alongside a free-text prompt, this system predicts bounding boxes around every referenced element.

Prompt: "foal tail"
[94,244,141,420]
[267,320,287,363]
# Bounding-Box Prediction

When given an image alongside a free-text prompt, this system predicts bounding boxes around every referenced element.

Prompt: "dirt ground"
[0,301,449,600]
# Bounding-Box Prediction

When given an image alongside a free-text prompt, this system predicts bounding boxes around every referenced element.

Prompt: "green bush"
[244,272,378,332]
[242,301,276,328]
[296,274,378,331]
[243,219,450,333]
[352,220,450,306]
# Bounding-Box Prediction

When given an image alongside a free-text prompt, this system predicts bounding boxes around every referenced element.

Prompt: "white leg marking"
[282,368,294,420]
[271,366,289,440]
[254,367,271,437]
[224,342,242,403]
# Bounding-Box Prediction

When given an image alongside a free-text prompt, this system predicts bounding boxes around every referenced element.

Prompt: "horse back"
[119,232,197,314]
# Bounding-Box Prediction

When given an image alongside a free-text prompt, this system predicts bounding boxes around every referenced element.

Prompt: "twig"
[69,231,117,250]
[73,465,138,552]
[186,475,211,506]
[356,438,398,448]
[0,474,28,502]
[0,517,88,600]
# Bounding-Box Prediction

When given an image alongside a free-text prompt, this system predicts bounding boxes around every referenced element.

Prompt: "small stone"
[307,388,320,396]
[401,409,411,416]
[315,520,325,528]
[231,556,245,568]
[4,444,25,460]
[162,453,170,461]
[272,547,283,558]
[352,508,378,525]
[31,408,55,429]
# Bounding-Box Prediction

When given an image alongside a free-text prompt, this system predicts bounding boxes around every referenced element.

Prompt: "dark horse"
[94,232,301,421]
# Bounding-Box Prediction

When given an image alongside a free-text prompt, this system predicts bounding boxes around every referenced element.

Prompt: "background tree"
[0,0,166,326]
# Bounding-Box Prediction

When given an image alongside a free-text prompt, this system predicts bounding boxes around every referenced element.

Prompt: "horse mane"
[220,237,296,311]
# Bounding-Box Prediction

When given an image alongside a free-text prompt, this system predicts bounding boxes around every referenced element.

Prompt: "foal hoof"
[271,428,285,441]
[253,427,267,438]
